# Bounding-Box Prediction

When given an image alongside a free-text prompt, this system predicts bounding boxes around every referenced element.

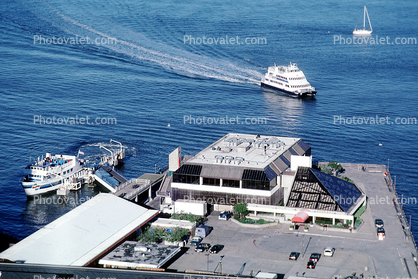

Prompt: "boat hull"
[353,29,372,35]
[22,181,63,196]
[261,81,316,98]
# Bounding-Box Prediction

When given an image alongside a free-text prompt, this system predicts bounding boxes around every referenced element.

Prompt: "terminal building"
[171,133,312,207]
[170,133,366,225]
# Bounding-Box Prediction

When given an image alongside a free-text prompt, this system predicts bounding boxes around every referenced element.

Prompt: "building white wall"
[281,172,296,205]
[172,182,278,197]
[169,147,181,172]
[290,155,312,171]
[174,200,207,216]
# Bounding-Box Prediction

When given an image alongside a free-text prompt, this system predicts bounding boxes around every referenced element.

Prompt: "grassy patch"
[171,212,203,224]
[235,217,274,225]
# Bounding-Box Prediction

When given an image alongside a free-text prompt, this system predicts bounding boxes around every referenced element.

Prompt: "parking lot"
[167,164,418,278]
[168,211,376,278]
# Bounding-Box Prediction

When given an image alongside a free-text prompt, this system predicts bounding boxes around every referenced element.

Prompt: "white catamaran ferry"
[21,153,86,196]
[260,62,316,98]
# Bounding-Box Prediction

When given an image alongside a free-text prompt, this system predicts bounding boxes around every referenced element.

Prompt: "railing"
[160,165,169,173]
[386,169,418,253]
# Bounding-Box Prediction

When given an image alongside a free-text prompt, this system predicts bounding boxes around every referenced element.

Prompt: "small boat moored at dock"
[21,140,127,197]
[21,153,88,197]
[260,62,316,98]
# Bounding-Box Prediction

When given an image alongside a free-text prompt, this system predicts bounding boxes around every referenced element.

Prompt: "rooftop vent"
[215,155,224,163]
[225,156,234,164]
[135,246,151,253]
[236,157,245,165]
[211,146,222,152]
[235,142,250,152]
[224,137,243,147]
[255,139,269,149]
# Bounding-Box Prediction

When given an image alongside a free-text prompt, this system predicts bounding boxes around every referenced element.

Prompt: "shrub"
[138,226,189,243]
[165,227,189,242]
[137,227,166,243]
[171,212,202,224]
[234,202,249,219]
[341,176,354,183]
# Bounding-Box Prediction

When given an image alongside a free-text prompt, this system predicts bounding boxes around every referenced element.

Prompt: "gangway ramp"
[114,173,163,201]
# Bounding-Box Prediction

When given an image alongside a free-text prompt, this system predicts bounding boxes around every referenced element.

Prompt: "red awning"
[291,211,309,223]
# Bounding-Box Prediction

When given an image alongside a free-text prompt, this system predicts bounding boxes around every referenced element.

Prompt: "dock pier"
[92,165,164,204]
[114,173,164,203]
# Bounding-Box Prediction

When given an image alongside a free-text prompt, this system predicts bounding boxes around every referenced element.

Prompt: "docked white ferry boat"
[21,153,86,196]
[260,62,316,98]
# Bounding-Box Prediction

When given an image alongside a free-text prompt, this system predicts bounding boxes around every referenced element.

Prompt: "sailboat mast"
[363,6,366,29]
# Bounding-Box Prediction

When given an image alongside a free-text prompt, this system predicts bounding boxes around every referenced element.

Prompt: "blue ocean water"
[0,0,417,240]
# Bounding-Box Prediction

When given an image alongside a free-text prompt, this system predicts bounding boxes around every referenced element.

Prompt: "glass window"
[203,177,220,186]
[222,179,240,188]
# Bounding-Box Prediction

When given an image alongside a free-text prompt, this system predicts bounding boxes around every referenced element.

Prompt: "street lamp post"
[206,253,209,271]
[219,255,225,274]
[302,234,304,259]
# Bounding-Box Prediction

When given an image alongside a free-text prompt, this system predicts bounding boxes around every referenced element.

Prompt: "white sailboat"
[353,6,372,35]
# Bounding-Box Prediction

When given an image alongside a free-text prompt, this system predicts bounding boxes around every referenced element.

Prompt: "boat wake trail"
[32,1,263,85]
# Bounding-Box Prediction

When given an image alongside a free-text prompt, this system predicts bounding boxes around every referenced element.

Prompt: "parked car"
[219,211,232,220]
[195,243,211,252]
[377,227,385,236]
[323,247,335,257]
[210,244,224,254]
[307,260,316,269]
[190,236,203,246]
[375,219,384,228]
[309,253,321,263]
[289,252,300,260]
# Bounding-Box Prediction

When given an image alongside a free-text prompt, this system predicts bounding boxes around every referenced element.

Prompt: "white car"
[190,236,203,246]
[324,247,335,257]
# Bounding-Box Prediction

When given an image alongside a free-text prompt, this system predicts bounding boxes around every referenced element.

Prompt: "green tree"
[166,227,189,242]
[328,161,342,173]
[137,227,166,243]
[234,202,249,219]
[319,164,332,174]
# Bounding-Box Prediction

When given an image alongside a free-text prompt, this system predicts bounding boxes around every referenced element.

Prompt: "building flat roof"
[150,218,196,230]
[98,241,181,269]
[187,133,304,170]
[0,193,158,266]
